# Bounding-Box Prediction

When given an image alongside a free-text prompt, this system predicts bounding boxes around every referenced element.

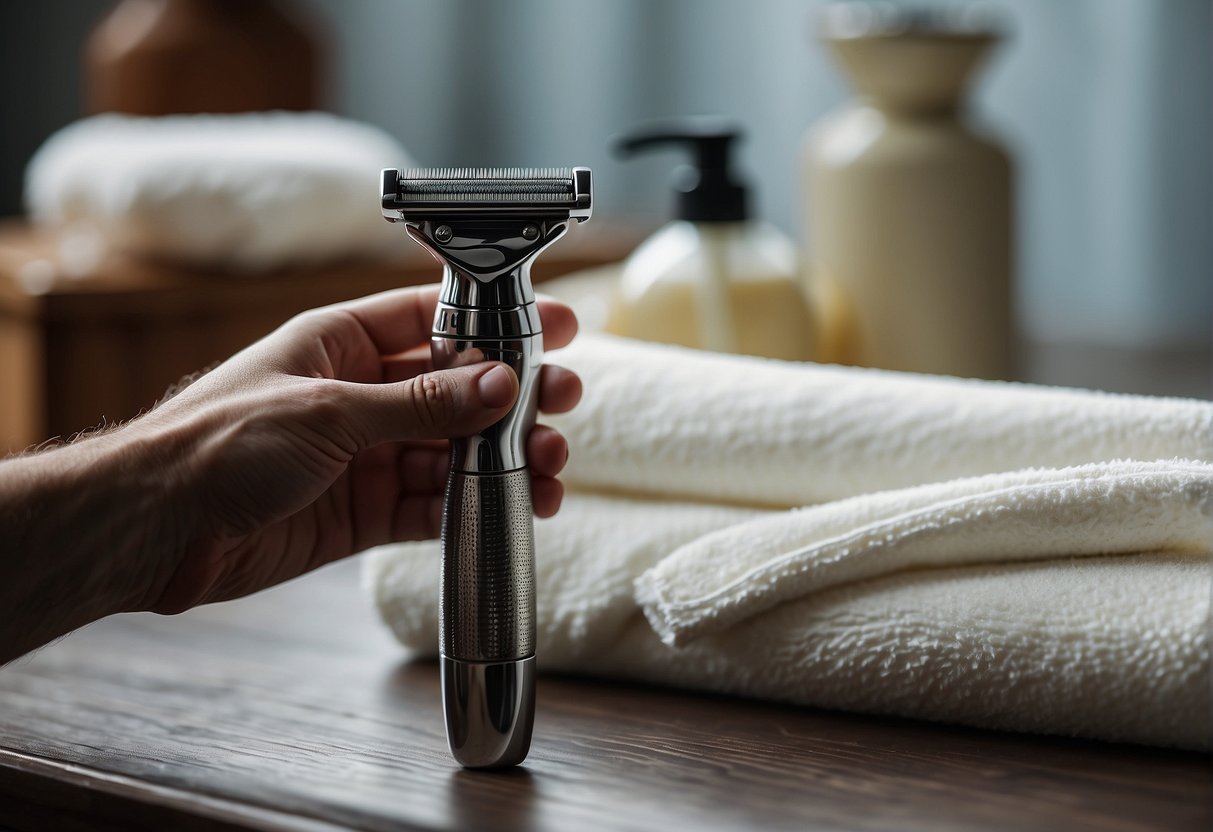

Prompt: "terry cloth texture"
[367,335,1213,749]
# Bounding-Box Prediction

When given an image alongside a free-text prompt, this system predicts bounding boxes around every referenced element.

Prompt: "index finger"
[336,285,579,356]
[339,284,441,356]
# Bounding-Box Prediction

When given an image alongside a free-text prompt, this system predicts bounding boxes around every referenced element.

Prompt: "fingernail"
[477,364,515,408]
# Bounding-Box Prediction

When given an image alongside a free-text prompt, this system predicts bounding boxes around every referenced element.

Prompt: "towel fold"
[369,495,764,664]
[367,336,1213,749]
[366,487,1211,749]
[636,459,1213,647]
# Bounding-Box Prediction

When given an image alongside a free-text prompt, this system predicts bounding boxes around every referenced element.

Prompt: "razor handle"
[431,305,541,769]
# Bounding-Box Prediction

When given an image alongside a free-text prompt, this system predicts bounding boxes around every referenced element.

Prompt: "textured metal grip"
[440,469,536,662]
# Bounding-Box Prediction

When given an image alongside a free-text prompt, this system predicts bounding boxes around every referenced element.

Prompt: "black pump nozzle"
[614,118,749,223]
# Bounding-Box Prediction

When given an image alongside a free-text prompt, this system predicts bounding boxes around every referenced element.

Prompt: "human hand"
[131,285,581,614]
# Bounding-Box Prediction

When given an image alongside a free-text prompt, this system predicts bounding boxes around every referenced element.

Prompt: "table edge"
[0,748,370,832]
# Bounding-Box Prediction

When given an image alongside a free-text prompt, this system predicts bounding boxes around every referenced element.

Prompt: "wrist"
[0,417,196,661]
[89,414,201,613]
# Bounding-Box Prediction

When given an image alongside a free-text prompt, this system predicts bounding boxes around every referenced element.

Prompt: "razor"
[381,166,592,768]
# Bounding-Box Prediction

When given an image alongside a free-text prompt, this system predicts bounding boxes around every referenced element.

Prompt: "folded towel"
[26,112,411,271]
[366,476,1211,749]
[545,335,1213,506]
[366,337,1213,749]
[636,459,1212,646]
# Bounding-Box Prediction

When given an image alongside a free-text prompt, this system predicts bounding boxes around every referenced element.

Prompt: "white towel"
[545,334,1213,506]
[367,336,1213,749]
[636,459,1213,647]
[25,112,412,271]
[365,479,1211,750]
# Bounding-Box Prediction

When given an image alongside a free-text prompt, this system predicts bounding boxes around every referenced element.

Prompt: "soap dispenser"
[607,120,813,360]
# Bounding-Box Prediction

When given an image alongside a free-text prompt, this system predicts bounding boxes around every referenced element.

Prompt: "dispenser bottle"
[607,121,813,361]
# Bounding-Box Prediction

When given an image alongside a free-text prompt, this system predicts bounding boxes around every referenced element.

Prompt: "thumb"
[336,362,519,445]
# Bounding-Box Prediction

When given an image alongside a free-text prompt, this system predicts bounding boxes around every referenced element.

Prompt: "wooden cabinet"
[0,222,633,452]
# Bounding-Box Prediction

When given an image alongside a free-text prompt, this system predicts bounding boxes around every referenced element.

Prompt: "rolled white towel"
[545,334,1213,506]
[25,112,412,271]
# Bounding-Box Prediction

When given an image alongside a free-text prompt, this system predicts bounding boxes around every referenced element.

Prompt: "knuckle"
[408,372,457,430]
[285,307,361,345]
[293,381,362,452]
[285,307,328,336]
[296,379,342,418]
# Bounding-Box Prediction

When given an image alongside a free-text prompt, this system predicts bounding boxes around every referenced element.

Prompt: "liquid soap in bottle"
[607,120,813,361]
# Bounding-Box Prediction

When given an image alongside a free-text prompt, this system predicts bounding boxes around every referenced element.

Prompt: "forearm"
[0,425,185,664]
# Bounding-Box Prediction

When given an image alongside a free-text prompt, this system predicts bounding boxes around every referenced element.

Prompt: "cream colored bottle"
[803,7,1013,379]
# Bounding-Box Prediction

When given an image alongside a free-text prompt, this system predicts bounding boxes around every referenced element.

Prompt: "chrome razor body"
[382,167,592,768]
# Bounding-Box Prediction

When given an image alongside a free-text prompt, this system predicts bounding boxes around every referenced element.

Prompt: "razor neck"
[405,218,572,309]
[441,262,535,310]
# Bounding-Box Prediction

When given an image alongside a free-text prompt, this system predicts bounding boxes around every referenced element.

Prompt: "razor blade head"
[382,166,592,223]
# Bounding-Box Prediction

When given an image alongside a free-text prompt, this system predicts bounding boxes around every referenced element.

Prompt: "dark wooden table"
[0,557,1208,832]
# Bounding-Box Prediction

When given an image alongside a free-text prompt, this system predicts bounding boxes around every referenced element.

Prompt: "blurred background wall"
[0,0,1209,351]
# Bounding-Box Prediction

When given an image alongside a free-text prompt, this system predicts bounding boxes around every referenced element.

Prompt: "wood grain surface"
[0,558,1208,832]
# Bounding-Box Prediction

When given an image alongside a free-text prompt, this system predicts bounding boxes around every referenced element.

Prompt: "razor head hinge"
[381,166,592,223]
